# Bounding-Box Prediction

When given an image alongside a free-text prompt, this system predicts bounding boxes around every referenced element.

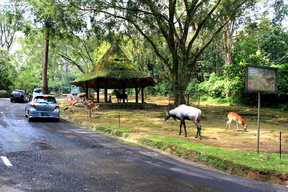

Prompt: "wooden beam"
[122,81,126,103]
[104,79,107,102]
[85,81,89,99]
[140,79,144,104]
[135,79,138,104]
[141,87,144,104]
[97,79,99,103]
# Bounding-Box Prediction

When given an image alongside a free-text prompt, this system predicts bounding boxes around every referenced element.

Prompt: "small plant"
[60,104,68,112]
[160,127,169,131]
[241,138,253,140]
[213,159,229,171]
[96,125,132,137]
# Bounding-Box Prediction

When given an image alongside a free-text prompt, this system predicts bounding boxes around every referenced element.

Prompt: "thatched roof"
[69,44,157,89]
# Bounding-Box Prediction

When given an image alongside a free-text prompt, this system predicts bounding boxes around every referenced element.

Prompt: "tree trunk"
[42,27,49,94]
[223,25,233,66]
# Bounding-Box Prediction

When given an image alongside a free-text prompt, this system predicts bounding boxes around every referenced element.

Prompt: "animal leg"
[236,122,239,130]
[179,121,182,135]
[193,120,201,139]
[182,120,187,137]
[226,120,232,131]
[197,125,202,140]
[227,120,232,131]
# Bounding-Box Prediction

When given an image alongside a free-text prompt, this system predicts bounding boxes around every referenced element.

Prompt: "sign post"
[245,65,278,154]
[257,92,260,153]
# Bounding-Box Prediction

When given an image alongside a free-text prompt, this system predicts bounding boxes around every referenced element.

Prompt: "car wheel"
[27,112,32,121]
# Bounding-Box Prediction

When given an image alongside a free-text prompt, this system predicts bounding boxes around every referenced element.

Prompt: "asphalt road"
[0,98,287,192]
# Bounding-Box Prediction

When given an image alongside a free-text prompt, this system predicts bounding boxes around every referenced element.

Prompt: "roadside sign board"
[244,64,279,154]
[245,65,278,94]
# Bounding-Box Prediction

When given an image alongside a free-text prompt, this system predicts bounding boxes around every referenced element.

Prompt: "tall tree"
[56,35,109,76]
[70,0,255,104]
[21,0,86,94]
[0,0,26,90]
[271,0,288,25]
[42,26,49,94]
[0,0,26,53]
[217,0,256,66]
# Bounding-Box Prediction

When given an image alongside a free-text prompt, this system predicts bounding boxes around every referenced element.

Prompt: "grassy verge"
[95,125,287,175]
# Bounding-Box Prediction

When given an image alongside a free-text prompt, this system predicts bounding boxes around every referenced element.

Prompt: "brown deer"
[67,98,77,110]
[261,73,275,88]
[77,93,87,102]
[226,112,247,131]
[83,99,99,118]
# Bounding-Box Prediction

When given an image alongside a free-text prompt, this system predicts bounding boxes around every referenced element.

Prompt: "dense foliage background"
[1,0,288,110]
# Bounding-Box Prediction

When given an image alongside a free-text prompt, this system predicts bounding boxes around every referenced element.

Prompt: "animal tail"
[196,111,202,122]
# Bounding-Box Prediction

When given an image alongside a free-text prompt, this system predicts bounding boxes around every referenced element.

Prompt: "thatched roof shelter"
[69,44,157,103]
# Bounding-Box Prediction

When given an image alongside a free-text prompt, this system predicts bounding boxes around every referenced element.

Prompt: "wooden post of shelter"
[141,87,144,104]
[122,81,126,103]
[140,79,144,104]
[85,81,89,99]
[104,79,107,102]
[97,79,100,103]
[135,79,138,103]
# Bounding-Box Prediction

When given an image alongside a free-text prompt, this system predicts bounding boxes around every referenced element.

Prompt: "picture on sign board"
[245,65,278,94]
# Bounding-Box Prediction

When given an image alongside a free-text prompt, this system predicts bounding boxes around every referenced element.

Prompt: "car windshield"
[33,96,56,104]
[13,91,23,95]
[34,89,42,93]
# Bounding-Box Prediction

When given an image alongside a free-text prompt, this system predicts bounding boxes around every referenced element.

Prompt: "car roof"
[13,90,25,92]
[33,94,55,98]
[12,90,26,93]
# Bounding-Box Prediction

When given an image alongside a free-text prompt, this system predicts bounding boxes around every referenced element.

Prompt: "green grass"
[96,125,133,137]
[136,135,288,174]
[92,124,288,174]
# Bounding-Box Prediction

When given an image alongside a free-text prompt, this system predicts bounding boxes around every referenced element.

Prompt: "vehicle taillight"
[30,103,36,109]
[55,104,59,109]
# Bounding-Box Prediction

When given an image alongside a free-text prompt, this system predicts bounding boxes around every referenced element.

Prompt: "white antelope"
[261,73,275,88]
[226,112,247,131]
[164,104,202,139]
[83,99,99,118]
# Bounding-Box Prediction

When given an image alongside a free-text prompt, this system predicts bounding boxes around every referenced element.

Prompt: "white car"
[32,88,42,96]
[25,94,60,121]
